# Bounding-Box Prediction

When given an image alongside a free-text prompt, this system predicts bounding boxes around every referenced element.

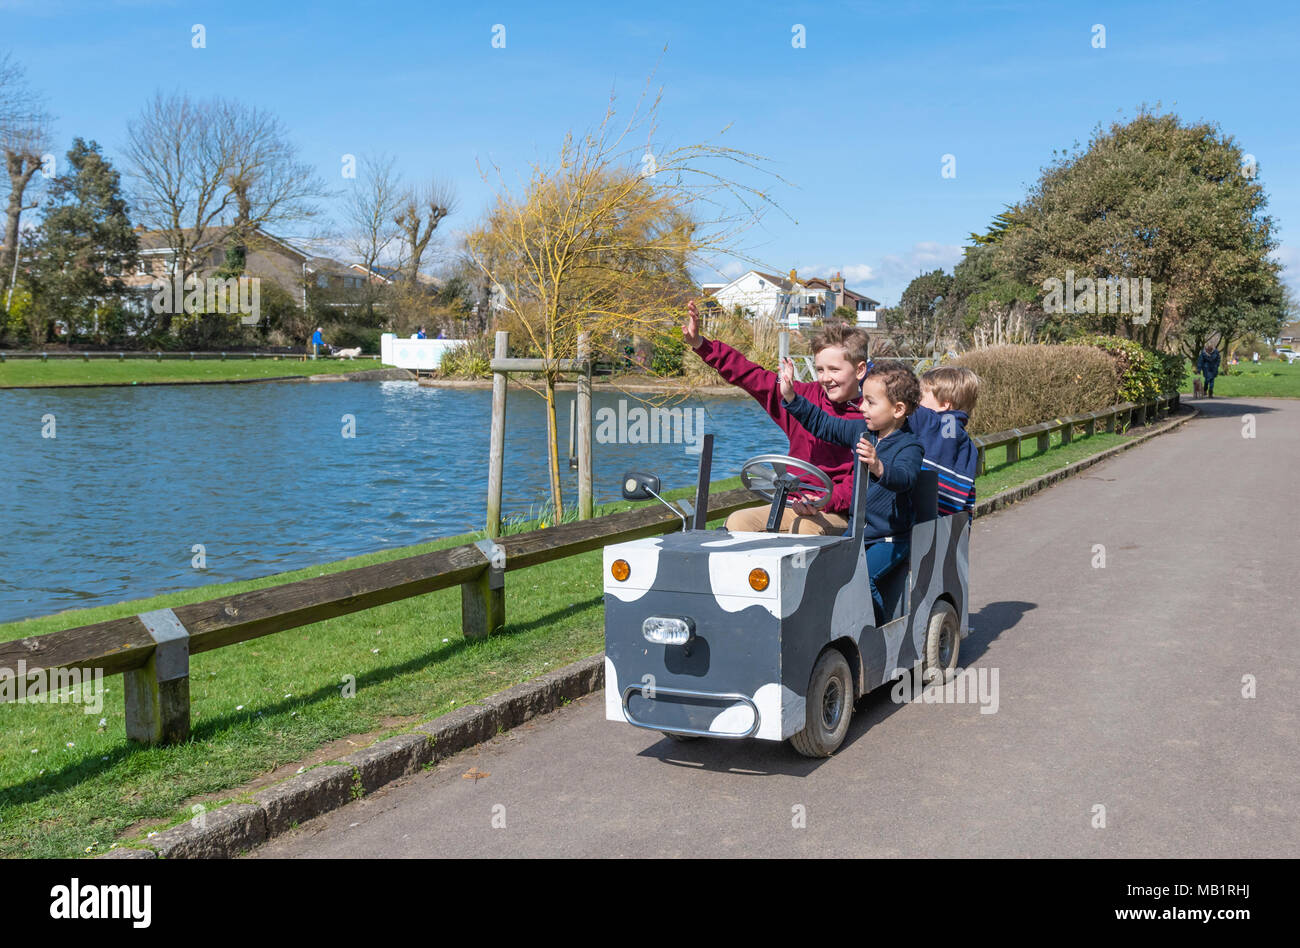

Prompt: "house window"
[316,274,329,288]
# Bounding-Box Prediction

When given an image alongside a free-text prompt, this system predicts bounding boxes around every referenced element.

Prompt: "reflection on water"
[0,380,790,623]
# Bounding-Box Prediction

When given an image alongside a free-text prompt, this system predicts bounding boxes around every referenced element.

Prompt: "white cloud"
[794,263,875,283]
[859,242,965,306]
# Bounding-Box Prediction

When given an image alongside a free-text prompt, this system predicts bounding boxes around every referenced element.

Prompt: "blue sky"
[3,0,1297,305]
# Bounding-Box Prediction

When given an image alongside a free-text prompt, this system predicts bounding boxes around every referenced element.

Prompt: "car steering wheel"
[739,454,833,511]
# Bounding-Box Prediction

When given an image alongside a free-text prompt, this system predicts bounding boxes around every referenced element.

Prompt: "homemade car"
[603,434,971,757]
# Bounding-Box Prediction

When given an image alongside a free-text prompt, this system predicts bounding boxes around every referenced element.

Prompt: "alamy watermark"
[1,661,105,714]
[151,274,261,326]
[594,400,706,452]
[1042,270,1151,325]
[891,664,999,714]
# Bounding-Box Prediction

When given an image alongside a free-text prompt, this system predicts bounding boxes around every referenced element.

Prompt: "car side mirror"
[621,471,661,501]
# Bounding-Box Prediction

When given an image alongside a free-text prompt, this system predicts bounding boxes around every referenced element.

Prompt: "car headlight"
[642,616,694,645]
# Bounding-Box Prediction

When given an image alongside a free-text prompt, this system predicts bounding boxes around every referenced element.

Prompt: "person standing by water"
[311,327,324,360]
[1197,341,1221,398]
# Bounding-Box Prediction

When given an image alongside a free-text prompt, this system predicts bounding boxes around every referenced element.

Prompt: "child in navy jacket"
[779,358,923,624]
[903,366,980,519]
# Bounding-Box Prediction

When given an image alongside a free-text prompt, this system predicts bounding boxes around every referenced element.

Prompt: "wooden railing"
[0,487,758,747]
[970,393,1180,475]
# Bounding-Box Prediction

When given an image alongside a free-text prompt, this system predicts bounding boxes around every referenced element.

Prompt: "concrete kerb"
[102,655,606,859]
[101,409,1193,859]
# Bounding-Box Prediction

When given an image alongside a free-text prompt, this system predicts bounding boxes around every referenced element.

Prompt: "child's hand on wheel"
[779,357,796,402]
[791,494,817,517]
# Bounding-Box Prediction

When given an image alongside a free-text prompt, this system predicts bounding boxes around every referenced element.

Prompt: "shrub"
[1068,334,1183,402]
[649,330,685,376]
[326,325,382,354]
[953,344,1119,435]
[438,333,494,378]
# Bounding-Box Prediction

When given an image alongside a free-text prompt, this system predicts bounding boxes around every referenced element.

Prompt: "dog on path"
[333,346,362,360]
[1192,375,1204,398]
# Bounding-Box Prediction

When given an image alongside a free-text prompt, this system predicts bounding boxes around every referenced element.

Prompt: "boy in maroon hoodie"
[684,298,869,534]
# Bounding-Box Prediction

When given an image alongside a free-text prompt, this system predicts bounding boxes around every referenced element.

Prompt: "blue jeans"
[866,538,910,624]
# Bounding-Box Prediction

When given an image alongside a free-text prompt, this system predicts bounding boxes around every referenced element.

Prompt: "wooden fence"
[0,485,757,746]
[970,393,1180,475]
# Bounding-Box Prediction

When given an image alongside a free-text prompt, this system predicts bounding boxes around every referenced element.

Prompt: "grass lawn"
[1179,359,1300,398]
[0,356,382,387]
[0,419,1155,858]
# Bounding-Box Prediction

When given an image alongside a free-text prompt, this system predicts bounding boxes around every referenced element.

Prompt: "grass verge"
[0,357,381,388]
[0,419,1152,857]
[1179,360,1300,398]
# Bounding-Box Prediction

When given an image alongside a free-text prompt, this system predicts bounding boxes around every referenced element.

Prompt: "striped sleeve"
[922,458,975,516]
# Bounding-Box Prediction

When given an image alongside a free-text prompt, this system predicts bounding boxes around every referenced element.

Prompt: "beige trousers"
[724,504,850,535]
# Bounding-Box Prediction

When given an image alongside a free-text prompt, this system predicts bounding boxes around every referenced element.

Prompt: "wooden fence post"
[577,332,593,520]
[1006,432,1021,465]
[461,541,504,640]
[486,331,509,539]
[124,608,191,746]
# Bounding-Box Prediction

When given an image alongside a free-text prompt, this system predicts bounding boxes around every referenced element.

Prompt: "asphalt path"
[251,397,1298,858]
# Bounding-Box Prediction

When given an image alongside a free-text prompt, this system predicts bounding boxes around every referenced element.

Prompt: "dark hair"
[865,360,920,415]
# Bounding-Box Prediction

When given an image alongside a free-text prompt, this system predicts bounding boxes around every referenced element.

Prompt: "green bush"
[1068,334,1182,402]
[649,331,686,376]
[326,325,382,354]
[953,344,1120,435]
[438,334,493,378]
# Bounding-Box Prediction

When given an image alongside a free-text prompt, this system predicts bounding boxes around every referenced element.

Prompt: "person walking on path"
[1197,342,1221,398]
[311,327,324,360]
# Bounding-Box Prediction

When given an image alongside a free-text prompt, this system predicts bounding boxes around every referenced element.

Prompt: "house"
[124,225,311,306]
[702,268,881,329]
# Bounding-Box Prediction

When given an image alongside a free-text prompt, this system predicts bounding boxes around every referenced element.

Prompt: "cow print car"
[603,434,971,757]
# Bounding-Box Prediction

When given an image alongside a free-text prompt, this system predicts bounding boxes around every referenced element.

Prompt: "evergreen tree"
[30,138,138,342]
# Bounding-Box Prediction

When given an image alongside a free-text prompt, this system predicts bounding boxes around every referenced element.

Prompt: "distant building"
[702,268,880,329]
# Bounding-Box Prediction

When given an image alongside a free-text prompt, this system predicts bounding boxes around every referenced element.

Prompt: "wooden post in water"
[577,332,593,520]
[486,331,509,539]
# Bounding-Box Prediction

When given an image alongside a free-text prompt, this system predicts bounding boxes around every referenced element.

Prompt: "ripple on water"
[0,381,782,622]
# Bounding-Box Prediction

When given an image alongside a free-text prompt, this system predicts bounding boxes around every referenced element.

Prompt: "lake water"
[0,380,787,624]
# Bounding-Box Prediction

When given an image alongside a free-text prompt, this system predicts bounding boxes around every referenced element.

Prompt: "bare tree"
[342,153,404,322]
[466,83,787,519]
[219,99,328,246]
[394,178,457,284]
[123,92,329,326]
[0,53,53,307]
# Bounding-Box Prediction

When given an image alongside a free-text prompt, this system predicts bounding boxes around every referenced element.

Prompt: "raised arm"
[782,390,866,450]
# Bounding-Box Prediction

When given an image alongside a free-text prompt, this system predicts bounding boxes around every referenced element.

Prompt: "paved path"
[251,398,1298,858]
